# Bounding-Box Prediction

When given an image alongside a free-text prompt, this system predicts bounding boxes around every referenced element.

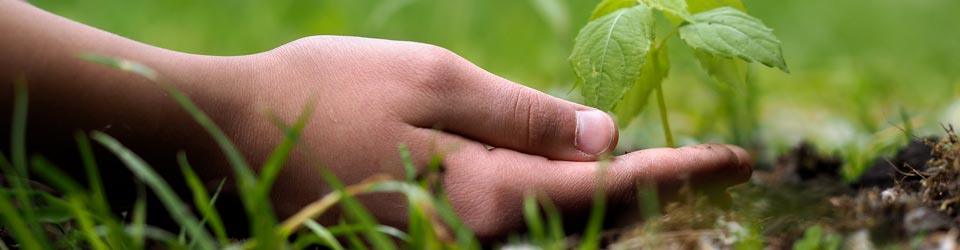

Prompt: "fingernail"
[575,110,615,155]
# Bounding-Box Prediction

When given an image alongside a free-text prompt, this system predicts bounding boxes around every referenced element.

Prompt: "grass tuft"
[90,131,217,249]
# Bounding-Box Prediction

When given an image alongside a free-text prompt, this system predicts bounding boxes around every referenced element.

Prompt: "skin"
[0,0,752,239]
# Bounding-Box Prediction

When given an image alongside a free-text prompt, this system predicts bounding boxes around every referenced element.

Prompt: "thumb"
[419,60,618,161]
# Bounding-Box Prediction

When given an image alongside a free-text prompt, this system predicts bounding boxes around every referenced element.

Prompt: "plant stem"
[655,86,676,147]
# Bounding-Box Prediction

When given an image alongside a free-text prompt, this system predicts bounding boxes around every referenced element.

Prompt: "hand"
[223,36,752,238]
[0,1,751,239]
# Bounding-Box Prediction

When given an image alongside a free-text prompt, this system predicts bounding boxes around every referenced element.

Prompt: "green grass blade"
[369,181,440,245]
[160,79,256,191]
[899,108,915,141]
[255,103,314,200]
[80,55,256,195]
[72,132,132,249]
[0,186,43,250]
[405,205,433,249]
[82,55,274,248]
[169,81,257,189]
[75,131,109,212]
[578,163,609,250]
[131,182,147,249]
[67,196,109,250]
[90,131,217,249]
[434,191,479,249]
[637,180,661,219]
[304,219,345,250]
[325,223,409,242]
[32,204,73,224]
[33,156,131,249]
[30,155,84,193]
[93,224,183,248]
[340,221,370,250]
[537,194,565,249]
[376,225,410,242]
[4,81,46,246]
[398,144,416,182]
[11,78,28,177]
[290,233,324,250]
[319,168,396,250]
[395,146,442,248]
[79,54,158,81]
[523,193,546,244]
[411,150,479,248]
[178,152,229,245]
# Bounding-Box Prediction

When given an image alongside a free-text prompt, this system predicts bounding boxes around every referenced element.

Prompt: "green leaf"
[639,0,690,19]
[571,5,656,111]
[687,0,746,13]
[612,43,669,127]
[589,0,637,20]
[678,7,788,72]
[677,0,745,25]
[694,50,747,88]
[686,1,750,91]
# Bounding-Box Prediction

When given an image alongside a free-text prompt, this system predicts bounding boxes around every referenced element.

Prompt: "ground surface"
[596,129,960,249]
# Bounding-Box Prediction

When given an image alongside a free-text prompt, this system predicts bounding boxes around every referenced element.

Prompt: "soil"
[602,128,960,249]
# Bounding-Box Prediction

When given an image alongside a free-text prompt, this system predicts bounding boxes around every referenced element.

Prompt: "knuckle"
[273,35,333,54]
[512,90,558,149]
[706,144,738,160]
[405,44,466,95]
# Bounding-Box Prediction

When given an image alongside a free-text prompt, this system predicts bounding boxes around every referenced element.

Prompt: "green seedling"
[570,0,788,147]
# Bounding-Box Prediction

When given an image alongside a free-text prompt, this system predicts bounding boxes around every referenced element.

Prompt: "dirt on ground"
[604,127,960,249]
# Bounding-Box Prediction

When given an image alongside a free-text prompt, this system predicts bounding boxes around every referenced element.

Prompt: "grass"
[0,55,620,249]
[4,0,957,245]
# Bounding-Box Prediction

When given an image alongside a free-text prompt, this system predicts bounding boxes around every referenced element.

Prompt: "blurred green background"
[31,0,960,173]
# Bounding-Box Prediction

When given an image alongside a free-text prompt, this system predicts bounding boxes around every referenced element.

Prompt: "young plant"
[569,0,788,147]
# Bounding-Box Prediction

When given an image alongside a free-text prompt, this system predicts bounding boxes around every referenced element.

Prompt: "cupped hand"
[213,36,752,239]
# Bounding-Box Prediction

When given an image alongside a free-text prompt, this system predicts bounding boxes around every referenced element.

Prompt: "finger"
[504,144,751,211]
[425,129,751,237]
[409,53,617,161]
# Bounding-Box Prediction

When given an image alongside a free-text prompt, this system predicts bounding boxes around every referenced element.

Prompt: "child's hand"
[230,36,752,238]
[0,1,752,239]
